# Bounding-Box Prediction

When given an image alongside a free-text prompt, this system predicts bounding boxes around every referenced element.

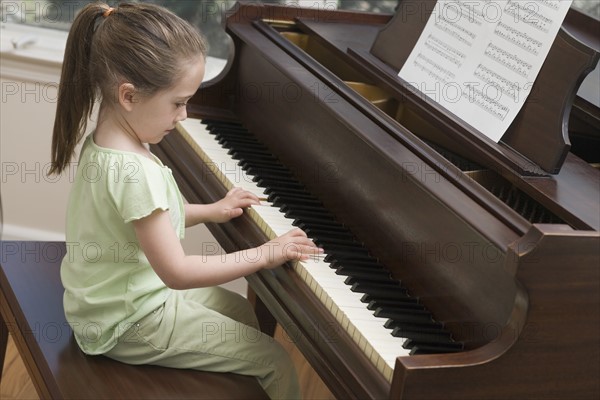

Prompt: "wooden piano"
[151,1,600,398]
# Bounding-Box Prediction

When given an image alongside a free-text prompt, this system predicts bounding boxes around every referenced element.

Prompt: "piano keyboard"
[175,118,463,382]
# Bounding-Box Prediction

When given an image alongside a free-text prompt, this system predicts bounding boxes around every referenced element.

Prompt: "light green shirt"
[61,134,184,355]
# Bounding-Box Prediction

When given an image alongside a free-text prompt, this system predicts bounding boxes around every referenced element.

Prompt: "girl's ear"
[117,83,137,111]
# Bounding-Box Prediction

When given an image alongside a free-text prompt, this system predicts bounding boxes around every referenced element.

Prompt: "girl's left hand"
[211,187,260,223]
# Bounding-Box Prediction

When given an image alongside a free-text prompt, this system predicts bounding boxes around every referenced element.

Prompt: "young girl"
[49,3,320,399]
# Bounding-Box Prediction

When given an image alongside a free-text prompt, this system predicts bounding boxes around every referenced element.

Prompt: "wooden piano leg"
[247,286,277,336]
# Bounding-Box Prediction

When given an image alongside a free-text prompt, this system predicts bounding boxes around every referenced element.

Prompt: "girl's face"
[127,57,205,144]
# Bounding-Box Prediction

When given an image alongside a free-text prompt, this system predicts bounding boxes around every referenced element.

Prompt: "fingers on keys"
[281,228,323,261]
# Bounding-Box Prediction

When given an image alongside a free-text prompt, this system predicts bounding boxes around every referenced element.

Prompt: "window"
[2,1,598,59]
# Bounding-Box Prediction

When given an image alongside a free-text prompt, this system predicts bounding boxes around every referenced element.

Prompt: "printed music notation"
[434,13,475,46]
[398,0,573,142]
[474,64,520,102]
[484,43,532,78]
[424,34,466,68]
[504,0,553,33]
[462,83,510,121]
[495,22,542,56]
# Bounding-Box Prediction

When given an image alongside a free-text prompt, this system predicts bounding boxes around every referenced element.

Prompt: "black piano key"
[280,203,325,213]
[242,162,289,172]
[381,312,436,325]
[263,186,310,197]
[216,130,263,141]
[239,160,289,172]
[392,329,453,343]
[270,194,323,205]
[227,149,276,162]
[391,324,447,335]
[211,125,248,133]
[412,342,464,354]
[324,253,376,263]
[334,263,387,274]
[224,139,273,151]
[231,152,279,165]
[383,318,443,330]
[314,236,364,248]
[298,222,351,234]
[229,149,279,162]
[204,121,244,132]
[335,268,392,280]
[320,243,371,255]
[268,190,320,202]
[351,282,406,297]
[330,260,386,270]
[229,150,272,166]
[292,216,345,229]
[322,246,372,258]
[303,227,355,240]
[325,249,373,259]
[387,323,446,335]
[279,202,331,213]
[293,218,346,232]
[368,302,424,313]
[236,155,279,166]
[270,190,319,202]
[323,249,371,262]
[360,292,412,303]
[376,301,426,314]
[257,178,306,191]
[284,209,336,220]
[204,120,244,128]
[211,127,254,136]
[374,307,432,320]
[218,136,267,149]
[344,275,398,286]
[404,340,464,354]
[366,299,421,311]
[246,167,293,178]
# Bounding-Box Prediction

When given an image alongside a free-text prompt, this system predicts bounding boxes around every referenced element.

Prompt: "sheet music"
[398,0,573,142]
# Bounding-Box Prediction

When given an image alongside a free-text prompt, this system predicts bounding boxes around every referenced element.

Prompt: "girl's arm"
[184,187,260,227]
[133,208,320,290]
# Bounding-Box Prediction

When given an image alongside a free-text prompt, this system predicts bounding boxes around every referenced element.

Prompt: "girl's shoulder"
[80,134,166,169]
[75,134,172,191]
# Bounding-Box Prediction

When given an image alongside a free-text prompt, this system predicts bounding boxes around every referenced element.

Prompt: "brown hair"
[49,2,207,175]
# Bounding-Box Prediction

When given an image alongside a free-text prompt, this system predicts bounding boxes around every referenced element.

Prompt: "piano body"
[151,1,600,399]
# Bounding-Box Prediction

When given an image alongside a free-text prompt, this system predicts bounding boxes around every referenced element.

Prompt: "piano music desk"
[0,241,267,399]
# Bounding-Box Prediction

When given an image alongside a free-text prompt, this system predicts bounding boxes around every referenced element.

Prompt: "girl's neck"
[94,105,152,158]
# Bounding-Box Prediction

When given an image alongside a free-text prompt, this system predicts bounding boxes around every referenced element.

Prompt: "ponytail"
[49,2,207,175]
[50,2,106,175]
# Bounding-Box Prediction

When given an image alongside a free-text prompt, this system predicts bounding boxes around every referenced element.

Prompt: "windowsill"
[0,22,67,65]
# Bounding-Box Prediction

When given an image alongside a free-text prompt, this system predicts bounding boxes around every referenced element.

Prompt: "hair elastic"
[102,7,115,18]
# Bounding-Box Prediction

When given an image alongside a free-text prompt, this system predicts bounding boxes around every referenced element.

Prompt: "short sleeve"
[108,157,170,223]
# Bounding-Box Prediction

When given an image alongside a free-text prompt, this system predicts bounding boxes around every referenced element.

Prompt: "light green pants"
[105,287,300,400]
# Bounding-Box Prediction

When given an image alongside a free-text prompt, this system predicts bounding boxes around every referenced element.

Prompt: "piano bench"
[0,241,268,399]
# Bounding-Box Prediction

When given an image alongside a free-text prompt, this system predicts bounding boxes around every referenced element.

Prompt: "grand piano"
[151,1,600,398]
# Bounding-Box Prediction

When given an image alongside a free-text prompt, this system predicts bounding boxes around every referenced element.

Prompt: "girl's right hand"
[260,228,322,268]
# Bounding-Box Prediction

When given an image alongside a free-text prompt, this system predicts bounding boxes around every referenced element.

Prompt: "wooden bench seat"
[0,241,267,399]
